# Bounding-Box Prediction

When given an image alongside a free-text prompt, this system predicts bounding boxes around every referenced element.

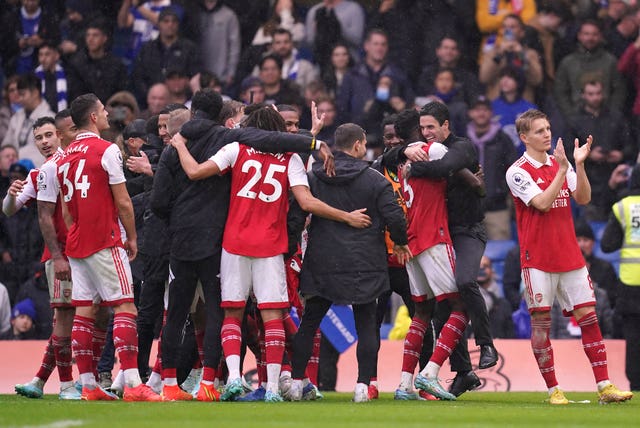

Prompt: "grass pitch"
[0,392,636,428]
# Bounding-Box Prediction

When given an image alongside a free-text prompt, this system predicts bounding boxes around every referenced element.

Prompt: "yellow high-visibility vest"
[613,195,640,286]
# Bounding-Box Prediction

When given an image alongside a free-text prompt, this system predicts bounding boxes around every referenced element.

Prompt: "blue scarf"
[35,63,68,112]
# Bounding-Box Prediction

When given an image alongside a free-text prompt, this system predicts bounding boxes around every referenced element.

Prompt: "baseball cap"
[12,298,37,321]
[574,221,595,241]
[240,76,263,93]
[470,95,492,109]
[123,119,148,140]
[158,7,180,21]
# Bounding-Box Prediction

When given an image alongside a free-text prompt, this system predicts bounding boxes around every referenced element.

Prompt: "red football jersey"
[54,133,125,258]
[36,149,69,262]
[398,142,451,256]
[211,142,307,258]
[506,153,585,272]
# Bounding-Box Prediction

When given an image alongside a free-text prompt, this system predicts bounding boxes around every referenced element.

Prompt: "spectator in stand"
[525,2,573,93]
[618,29,640,159]
[475,0,537,62]
[575,221,619,312]
[223,0,269,51]
[464,96,517,240]
[368,0,427,82]
[58,0,95,58]
[66,20,128,103]
[429,68,468,136]
[491,66,537,153]
[182,0,240,87]
[479,14,543,105]
[266,28,319,94]
[0,0,60,75]
[305,0,365,65]
[15,264,52,339]
[117,0,182,65]
[251,0,306,46]
[361,74,409,148]
[601,164,640,391]
[258,54,303,106]
[0,161,43,303]
[321,42,356,100]
[337,29,414,126]
[102,91,141,144]
[565,79,631,221]
[0,281,9,335]
[604,9,638,58]
[238,76,266,105]
[34,42,68,114]
[0,298,37,340]
[0,145,18,198]
[163,69,191,106]
[315,96,338,147]
[417,36,484,109]
[140,82,169,119]
[477,256,515,339]
[132,7,199,106]
[600,0,633,38]
[554,19,627,121]
[2,73,54,167]
[1,77,23,144]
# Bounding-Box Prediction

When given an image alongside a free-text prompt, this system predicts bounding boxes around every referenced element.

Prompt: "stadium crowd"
[0,0,638,403]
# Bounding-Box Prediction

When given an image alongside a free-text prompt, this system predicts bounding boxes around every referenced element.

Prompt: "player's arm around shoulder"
[170,132,222,180]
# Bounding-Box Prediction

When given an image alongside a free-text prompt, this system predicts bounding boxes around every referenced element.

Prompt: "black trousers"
[292,296,378,385]
[162,254,223,370]
[622,314,640,390]
[136,253,169,376]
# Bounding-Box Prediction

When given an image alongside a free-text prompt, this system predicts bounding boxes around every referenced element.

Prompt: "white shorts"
[45,259,73,308]
[522,266,595,315]
[406,243,458,302]
[69,247,134,306]
[220,249,288,310]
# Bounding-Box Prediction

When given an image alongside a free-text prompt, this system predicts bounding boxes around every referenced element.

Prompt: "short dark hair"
[243,106,286,132]
[365,28,388,43]
[420,101,450,125]
[394,109,420,141]
[382,114,398,130]
[334,123,365,150]
[218,100,245,123]
[259,54,283,71]
[55,108,72,122]
[33,116,56,131]
[199,71,221,89]
[38,41,60,54]
[17,73,41,93]
[191,88,223,120]
[70,93,100,128]
[272,28,292,39]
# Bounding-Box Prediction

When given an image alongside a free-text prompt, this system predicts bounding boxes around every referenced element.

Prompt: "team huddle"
[3,89,634,405]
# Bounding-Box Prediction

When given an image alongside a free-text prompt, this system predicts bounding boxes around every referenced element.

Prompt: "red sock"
[52,335,73,382]
[202,366,217,383]
[72,315,95,375]
[257,326,266,384]
[263,318,286,367]
[577,311,609,383]
[194,328,205,369]
[431,311,468,366]
[113,312,138,371]
[402,318,428,373]
[35,336,56,382]
[307,329,321,385]
[531,316,557,388]
[162,367,177,380]
[221,317,242,359]
[92,328,107,377]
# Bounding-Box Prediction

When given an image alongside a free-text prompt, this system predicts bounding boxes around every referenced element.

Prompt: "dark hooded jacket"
[150,114,318,260]
[299,151,408,305]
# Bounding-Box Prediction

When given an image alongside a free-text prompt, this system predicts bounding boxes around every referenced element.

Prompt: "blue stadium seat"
[484,239,517,262]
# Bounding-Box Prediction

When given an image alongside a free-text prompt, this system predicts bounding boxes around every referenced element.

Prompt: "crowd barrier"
[0,339,628,394]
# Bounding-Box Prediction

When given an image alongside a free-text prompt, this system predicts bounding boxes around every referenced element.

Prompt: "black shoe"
[449,371,481,397]
[478,344,498,369]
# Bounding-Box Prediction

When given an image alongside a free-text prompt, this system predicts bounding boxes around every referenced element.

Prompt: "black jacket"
[407,133,485,227]
[150,117,317,261]
[66,50,128,103]
[299,151,408,305]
